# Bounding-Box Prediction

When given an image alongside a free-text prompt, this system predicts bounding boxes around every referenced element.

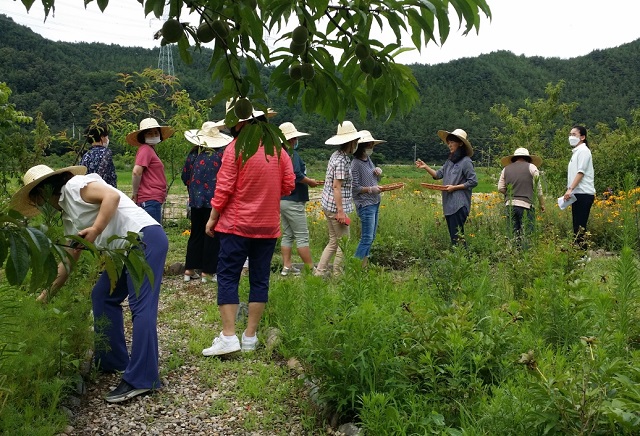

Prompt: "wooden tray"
[420,182,447,191]
[379,182,405,192]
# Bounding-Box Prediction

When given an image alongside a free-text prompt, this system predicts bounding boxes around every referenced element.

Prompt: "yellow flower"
[182,229,191,236]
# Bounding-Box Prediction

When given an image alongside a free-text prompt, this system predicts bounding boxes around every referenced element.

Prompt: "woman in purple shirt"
[416,128,478,246]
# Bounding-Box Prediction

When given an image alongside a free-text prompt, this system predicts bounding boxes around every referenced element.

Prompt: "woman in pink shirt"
[126,118,174,224]
[202,105,295,357]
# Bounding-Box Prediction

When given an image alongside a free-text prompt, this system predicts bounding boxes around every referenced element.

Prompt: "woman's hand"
[415,159,428,170]
[78,226,100,244]
[205,217,218,237]
[205,209,220,237]
[373,167,382,177]
[335,210,348,225]
[563,188,573,201]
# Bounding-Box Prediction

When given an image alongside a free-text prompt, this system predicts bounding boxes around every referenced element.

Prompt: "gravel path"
[64,276,313,436]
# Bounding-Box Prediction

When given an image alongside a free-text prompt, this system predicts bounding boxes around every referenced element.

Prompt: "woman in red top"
[126,118,174,224]
[202,104,294,357]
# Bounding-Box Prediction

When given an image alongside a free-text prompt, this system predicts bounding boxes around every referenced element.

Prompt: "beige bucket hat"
[184,122,234,148]
[325,121,363,145]
[437,128,473,157]
[126,118,175,146]
[500,147,542,167]
[358,130,386,145]
[10,165,87,217]
[279,122,309,140]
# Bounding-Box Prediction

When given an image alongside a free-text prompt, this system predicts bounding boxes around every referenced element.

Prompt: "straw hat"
[184,121,234,148]
[437,128,473,157]
[358,130,386,145]
[500,147,542,167]
[126,118,175,146]
[325,121,363,145]
[279,122,309,140]
[10,165,87,217]
[211,99,277,128]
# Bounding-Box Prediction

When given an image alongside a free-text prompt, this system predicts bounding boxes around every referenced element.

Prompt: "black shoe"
[104,380,150,403]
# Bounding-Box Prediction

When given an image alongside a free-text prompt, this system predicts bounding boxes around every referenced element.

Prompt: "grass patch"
[3,170,640,433]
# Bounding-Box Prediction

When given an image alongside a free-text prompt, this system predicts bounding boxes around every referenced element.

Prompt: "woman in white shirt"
[563,125,595,250]
[11,165,168,403]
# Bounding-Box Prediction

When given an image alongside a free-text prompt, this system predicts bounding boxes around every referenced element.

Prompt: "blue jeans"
[355,203,380,259]
[139,200,163,225]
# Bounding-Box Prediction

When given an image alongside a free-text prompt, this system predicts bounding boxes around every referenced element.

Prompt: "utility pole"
[413,143,416,162]
[71,112,75,139]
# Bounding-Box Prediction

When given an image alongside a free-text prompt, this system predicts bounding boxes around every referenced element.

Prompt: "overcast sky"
[1,0,639,65]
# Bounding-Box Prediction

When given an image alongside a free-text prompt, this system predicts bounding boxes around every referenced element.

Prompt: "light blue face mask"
[293,140,299,150]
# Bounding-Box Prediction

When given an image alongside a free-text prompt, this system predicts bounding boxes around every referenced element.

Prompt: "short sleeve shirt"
[568,144,595,195]
[135,144,167,203]
[321,150,354,213]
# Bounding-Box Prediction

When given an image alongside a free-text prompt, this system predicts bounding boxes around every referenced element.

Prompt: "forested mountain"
[1,13,639,163]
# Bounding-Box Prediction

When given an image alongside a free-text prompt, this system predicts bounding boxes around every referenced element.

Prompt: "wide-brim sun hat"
[437,128,473,157]
[279,122,310,140]
[500,147,542,168]
[10,164,87,217]
[184,121,234,148]
[126,118,175,146]
[325,121,363,145]
[358,130,386,145]
[211,99,277,128]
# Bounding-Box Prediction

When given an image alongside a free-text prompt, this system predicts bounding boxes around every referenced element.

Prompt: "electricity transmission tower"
[155,11,175,76]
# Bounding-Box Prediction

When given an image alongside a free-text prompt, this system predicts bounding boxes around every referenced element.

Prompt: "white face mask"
[568,136,580,147]
[145,134,161,145]
[102,138,110,148]
[364,149,374,156]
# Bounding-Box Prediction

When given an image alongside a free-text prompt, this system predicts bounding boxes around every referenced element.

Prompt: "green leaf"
[122,255,144,297]
[6,232,30,285]
[25,227,51,260]
[144,0,156,17]
[153,0,165,18]
[96,0,109,12]
[21,0,36,12]
[169,0,183,18]
[0,234,7,266]
[177,36,193,64]
[236,123,262,162]
[102,255,120,294]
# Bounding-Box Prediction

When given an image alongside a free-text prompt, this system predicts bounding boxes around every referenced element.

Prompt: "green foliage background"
[2,13,640,165]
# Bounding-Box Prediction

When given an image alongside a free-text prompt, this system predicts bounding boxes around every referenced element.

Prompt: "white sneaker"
[202,332,240,356]
[281,266,301,276]
[201,274,217,283]
[241,332,258,352]
[183,272,200,282]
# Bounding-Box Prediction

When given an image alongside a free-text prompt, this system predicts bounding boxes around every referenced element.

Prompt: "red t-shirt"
[135,144,167,203]
[212,140,295,238]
